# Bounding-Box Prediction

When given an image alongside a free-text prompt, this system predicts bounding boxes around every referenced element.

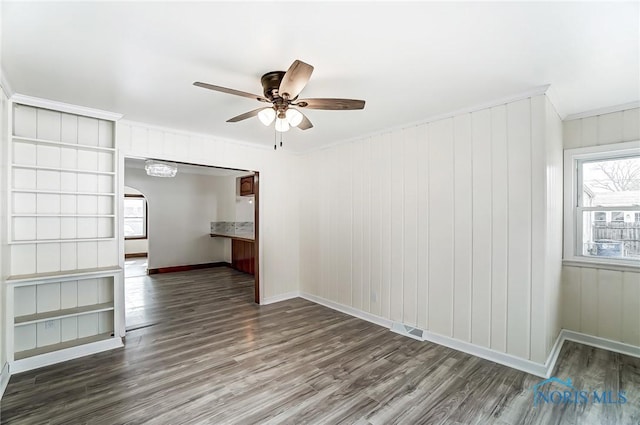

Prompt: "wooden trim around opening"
[147,262,231,275]
[254,171,260,304]
[125,252,148,259]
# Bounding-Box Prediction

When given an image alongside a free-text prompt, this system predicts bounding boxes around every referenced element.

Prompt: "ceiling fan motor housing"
[260,71,286,101]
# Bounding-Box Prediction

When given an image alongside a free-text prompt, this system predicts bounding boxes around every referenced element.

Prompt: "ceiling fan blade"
[297,112,313,130]
[226,108,266,123]
[194,82,269,102]
[278,60,314,100]
[296,98,365,110]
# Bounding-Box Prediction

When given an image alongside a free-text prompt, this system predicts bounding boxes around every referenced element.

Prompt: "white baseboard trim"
[560,329,640,359]
[298,292,570,378]
[421,329,551,378]
[262,291,300,305]
[0,361,10,400]
[299,292,393,329]
[543,329,566,377]
[10,338,124,374]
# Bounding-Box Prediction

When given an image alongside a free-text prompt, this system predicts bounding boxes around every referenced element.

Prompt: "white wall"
[235,196,254,223]
[118,121,300,300]
[561,107,640,347]
[300,94,563,365]
[124,167,235,269]
[123,186,148,255]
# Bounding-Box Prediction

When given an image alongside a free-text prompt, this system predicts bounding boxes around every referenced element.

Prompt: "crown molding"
[10,93,123,121]
[0,68,14,98]
[302,84,553,155]
[564,101,640,121]
[119,119,274,152]
[543,84,565,119]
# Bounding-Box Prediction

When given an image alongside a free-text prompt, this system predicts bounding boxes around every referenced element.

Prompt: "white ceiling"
[3,2,638,152]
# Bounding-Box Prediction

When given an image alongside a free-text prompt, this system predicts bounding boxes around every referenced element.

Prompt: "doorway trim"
[118,152,263,330]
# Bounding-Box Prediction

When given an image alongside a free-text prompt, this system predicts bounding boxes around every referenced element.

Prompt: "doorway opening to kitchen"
[122,157,259,331]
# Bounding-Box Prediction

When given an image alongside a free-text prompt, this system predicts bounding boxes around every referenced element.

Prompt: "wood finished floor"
[1,267,639,424]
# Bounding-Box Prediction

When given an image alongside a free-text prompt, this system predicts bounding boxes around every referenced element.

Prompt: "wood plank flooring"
[1,267,639,424]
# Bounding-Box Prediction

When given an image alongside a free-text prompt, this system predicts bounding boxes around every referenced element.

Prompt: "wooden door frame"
[253,171,260,303]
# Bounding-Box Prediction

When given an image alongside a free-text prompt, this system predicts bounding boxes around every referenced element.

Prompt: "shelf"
[15,302,114,326]
[11,189,116,196]
[14,333,115,360]
[12,214,115,217]
[10,237,116,245]
[11,164,115,176]
[13,136,115,152]
[7,266,122,285]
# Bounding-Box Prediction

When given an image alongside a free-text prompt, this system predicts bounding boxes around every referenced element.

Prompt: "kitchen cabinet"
[232,239,255,275]
[239,176,254,196]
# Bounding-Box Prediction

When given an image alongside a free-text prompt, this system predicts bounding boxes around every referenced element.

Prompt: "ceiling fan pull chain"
[280,132,283,148]
[274,127,277,150]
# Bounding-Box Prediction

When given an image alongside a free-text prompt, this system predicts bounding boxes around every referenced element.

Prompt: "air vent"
[390,322,424,341]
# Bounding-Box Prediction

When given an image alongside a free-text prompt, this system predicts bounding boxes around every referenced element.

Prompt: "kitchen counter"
[210,231,255,243]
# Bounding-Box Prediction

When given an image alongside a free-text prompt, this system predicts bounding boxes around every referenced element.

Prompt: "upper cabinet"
[239,175,254,196]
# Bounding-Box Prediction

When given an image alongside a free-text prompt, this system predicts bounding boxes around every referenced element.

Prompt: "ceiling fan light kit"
[275,116,290,132]
[258,108,276,126]
[286,109,303,127]
[194,59,366,136]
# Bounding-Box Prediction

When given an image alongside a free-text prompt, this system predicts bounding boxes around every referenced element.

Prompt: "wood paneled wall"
[562,107,640,347]
[300,95,564,364]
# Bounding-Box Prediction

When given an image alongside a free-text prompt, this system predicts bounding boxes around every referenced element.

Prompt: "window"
[124,195,147,239]
[564,141,640,266]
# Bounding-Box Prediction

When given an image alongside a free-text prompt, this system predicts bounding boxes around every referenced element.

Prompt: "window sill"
[125,236,148,241]
[562,258,640,273]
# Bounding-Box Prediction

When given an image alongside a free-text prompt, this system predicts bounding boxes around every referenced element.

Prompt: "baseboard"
[124,252,148,259]
[262,291,300,305]
[299,292,553,378]
[559,329,640,359]
[147,262,231,274]
[299,292,394,330]
[0,361,9,400]
[421,328,550,378]
[10,338,124,374]
[543,329,566,377]
[295,293,640,378]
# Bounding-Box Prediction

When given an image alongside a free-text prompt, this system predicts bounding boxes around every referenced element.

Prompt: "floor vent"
[390,322,424,341]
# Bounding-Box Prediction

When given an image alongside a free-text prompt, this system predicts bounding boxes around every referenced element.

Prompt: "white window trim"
[563,140,640,270]
[123,196,147,239]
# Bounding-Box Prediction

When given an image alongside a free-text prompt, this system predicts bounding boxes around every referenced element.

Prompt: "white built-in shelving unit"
[6,102,123,373]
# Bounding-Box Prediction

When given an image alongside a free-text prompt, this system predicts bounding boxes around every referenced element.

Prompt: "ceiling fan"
[194,60,365,133]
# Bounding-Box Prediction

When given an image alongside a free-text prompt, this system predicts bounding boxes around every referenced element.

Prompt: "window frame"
[124,194,148,240]
[563,140,640,270]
